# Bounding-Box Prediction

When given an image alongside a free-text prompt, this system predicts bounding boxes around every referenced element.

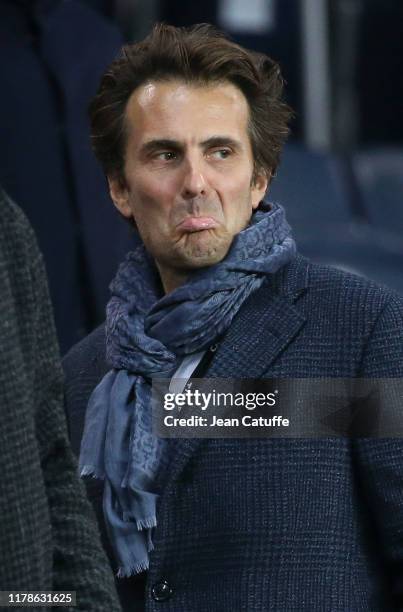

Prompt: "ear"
[108,175,132,219]
[251,170,269,210]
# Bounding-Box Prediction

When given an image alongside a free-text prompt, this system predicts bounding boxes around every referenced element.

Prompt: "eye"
[155,151,178,161]
[209,148,232,160]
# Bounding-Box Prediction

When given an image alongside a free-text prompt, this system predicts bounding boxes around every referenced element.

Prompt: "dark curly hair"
[89,23,293,183]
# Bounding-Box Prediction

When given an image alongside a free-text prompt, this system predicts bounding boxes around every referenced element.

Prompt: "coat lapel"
[206,290,307,379]
[163,256,310,491]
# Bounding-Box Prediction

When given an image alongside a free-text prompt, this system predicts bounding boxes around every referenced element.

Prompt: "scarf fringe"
[80,465,105,480]
[121,513,157,530]
[136,516,157,531]
[117,558,149,578]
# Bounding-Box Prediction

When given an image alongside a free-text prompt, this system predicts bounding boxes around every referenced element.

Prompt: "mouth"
[176,216,219,233]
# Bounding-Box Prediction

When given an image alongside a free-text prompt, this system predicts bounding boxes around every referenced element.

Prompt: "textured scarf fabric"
[79,201,296,576]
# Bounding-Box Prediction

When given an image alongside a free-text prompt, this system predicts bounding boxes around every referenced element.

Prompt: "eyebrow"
[140,139,181,156]
[201,136,243,150]
[140,136,243,156]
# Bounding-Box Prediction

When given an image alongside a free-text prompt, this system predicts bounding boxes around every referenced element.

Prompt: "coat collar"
[162,255,310,492]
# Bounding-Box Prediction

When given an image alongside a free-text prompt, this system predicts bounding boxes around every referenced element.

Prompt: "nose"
[180,156,207,200]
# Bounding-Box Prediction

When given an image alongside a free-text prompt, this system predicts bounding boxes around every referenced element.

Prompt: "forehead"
[123,79,251,147]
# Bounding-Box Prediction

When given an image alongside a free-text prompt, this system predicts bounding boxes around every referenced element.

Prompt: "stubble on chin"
[170,228,233,269]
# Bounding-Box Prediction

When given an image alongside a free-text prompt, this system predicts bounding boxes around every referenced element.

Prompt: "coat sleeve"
[29,231,122,611]
[355,293,403,608]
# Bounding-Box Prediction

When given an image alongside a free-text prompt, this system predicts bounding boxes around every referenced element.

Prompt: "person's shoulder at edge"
[0,187,37,249]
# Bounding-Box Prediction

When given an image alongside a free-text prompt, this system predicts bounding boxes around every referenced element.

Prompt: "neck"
[156,263,190,295]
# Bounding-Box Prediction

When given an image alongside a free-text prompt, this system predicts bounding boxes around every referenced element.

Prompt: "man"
[0,189,121,610]
[64,24,403,611]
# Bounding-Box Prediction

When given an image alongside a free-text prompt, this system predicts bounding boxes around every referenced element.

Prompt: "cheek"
[132,182,179,229]
[219,166,254,195]
[220,178,254,212]
[132,174,179,210]
[129,182,169,213]
[128,187,175,242]
[223,195,254,233]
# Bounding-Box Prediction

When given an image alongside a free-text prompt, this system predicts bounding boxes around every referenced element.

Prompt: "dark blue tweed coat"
[63,255,403,611]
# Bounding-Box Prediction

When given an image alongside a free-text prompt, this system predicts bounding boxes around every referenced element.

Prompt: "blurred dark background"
[1,0,402,354]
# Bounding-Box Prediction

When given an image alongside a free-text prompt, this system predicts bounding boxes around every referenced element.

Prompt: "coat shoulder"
[279,254,403,320]
[63,324,107,382]
[270,255,403,377]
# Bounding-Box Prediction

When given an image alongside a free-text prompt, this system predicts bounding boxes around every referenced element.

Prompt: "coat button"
[151,580,173,602]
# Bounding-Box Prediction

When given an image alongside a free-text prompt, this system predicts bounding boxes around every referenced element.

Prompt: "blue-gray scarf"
[79,201,296,577]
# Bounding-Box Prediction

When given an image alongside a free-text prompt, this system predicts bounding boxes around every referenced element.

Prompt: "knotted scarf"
[79,201,296,576]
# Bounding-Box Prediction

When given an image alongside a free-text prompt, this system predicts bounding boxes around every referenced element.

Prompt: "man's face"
[109,79,268,286]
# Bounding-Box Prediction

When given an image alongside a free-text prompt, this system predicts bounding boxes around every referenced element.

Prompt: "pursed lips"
[176,216,219,232]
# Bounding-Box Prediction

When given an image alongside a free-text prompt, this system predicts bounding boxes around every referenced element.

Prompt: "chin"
[178,231,232,267]
[181,245,230,269]
[159,243,227,271]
